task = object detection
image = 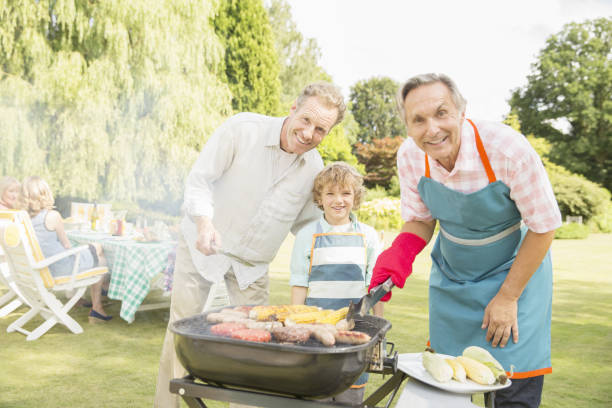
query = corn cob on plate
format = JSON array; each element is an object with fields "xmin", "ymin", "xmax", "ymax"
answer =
[{"xmin": 397, "ymin": 352, "xmax": 512, "ymax": 394}]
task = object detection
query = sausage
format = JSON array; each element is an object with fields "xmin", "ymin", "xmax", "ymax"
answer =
[
  {"xmin": 334, "ymin": 330, "xmax": 371, "ymax": 345},
  {"xmin": 271, "ymin": 326, "xmax": 311, "ymax": 343},
  {"xmin": 231, "ymin": 305, "xmax": 253, "ymax": 314},
  {"xmin": 231, "ymin": 328, "xmax": 271, "ymax": 343},
  {"xmin": 220, "ymin": 309, "xmax": 249, "ymax": 318},
  {"xmin": 335, "ymin": 318, "xmax": 355, "ymax": 331},
  {"xmin": 303, "ymin": 324, "xmax": 335, "ymax": 347},
  {"xmin": 246, "ymin": 320, "xmax": 283, "ymax": 331},
  {"xmin": 210, "ymin": 322, "xmax": 247, "ymax": 337},
  {"xmin": 206, "ymin": 312, "xmax": 251, "ymax": 324}
]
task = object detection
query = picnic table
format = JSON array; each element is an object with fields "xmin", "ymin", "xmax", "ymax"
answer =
[{"xmin": 67, "ymin": 230, "xmax": 176, "ymax": 323}]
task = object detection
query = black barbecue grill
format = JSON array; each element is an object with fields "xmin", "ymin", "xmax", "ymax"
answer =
[
  {"xmin": 171, "ymin": 311, "xmax": 394, "ymax": 399},
  {"xmin": 170, "ymin": 309, "xmax": 501, "ymax": 408}
]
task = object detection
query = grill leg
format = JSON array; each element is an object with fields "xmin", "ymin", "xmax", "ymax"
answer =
[
  {"xmin": 363, "ymin": 372, "xmax": 408, "ymax": 407},
  {"xmin": 181, "ymin": 396, "xmax": 207, "ymax": 408}
]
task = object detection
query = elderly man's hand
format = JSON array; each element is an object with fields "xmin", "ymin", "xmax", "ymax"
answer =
[
  {"xmin": 195, "ymin": 216, "xmax": 222, "ymax": 255},
  {"xmin": 482, "ymin": 290, "xmax": 519, "ymax": 348}
]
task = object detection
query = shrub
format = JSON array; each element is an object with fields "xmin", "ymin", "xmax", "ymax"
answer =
[
  {"xmin": 587, "ymin": 200, "xmax": 612, "ymax": 233},
  {"xmin": 548, "ymin": 161, "xmax": 610, "ymax": 221},
  {"xmin": 356, "ymin": 197, "xmax": 403, "ymax": 231},
  {"xmin": 555, "ymin": 223, "xmax": 590, "ymax": 239}
]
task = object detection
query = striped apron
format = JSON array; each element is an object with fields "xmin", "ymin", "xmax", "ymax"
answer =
[{"xmin": 306, "ymin": 221, "xmax": 369, "ymax": 387}]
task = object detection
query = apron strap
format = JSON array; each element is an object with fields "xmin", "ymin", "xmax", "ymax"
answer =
[
  {"xmin": 467, "ymin": 119, "xmax": 496, "ymax": 183},
  {"xmin": 424, "ymin": 119, "xmax": 497, "ymax": 183}
]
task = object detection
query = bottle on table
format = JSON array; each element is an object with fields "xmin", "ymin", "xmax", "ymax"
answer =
[{"xmin": 90, "ymin": 202, "xmax": 99, "ymax": 231}]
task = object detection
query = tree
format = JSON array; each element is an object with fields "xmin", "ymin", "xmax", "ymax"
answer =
[
  {"xmin": 0, "ymin": 0, "xmax": 232, "ymax": 209},
  {"xmin": 349, "ymin": 77, "xmax": 405, "ymax": 143},
  {"xmin": 509, "ymin": 17, "xmax": 612, "ymax": 191},
  {"xmin": 317, "ymin": 123, "xmax": 363, "ymax": 171},
  {"xmin": 353, "ymin": 137, "xmax": 404, "ymax": 189},
  {"xmin": 214, "ymin": 0, "xmax": 281, "ymax": 115},
  {"xmin": 265, "ymin": 0, "xmax": 330, "ymax": 111}
]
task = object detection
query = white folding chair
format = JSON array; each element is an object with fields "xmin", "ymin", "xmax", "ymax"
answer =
[
  {"xmin": 0, "ymin": 261, "xmax": 24, "ymax": 317},
  {"xmin": 0, "ymin": 210, "xmax": 108, "ymax": 340},
  {"xmin": 0, "ymin": 210, "xmax": 27, "ymax": 317}
]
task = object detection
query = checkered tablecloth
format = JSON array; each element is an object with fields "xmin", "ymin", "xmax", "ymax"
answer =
[{"xmin": 67, "ymin": 231, "xmax": 176, "ymax": 323}]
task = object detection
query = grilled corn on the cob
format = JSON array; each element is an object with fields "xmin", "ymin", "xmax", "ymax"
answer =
[{"xmin": 316, "ymin": 307, "xmax": 349, "ymax": 325}]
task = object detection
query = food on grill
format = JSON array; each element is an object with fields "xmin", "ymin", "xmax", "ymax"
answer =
[
  {"xmin": 220, "ymin": 308, "xmax": 249, "ymax": 318},
  {"xmin": 316, "ymin": 307, "xmax": 349, "ymax": 325},
  {"xmin": 206, "ymin": 312, "xmax": 251, "ymax": 324},
  {"xmin": 335, "ymin": 318, "xmax": 355, "ymax": 331},
  {"xmin": 231, "ymin": 328, "xmax": 272, "ymax": 343},
  {"xmin": 304, "ymin": 324, "xmax": 336, "ymax": 346},
  {"xmin": 334, "ymin": 330, "xmax": 371, "ymax": 345},
  {"xmin": 246, "ymin": 320, "xmax": 283, "ymax": 330},
  {"xmin": 456, "ymin": 356, "xmax": 495, "ymax": 385},
  {"xmin": 210, "ymin": 322, "xmax": 247, "ymax": 337},
  {"xmin": 422, "ymin": 349, "xmax": 453, "ymax": 383},
  {"xmin": 271, "ymin": 326, "xmax": 311, "ymax": 343},
  {"xmin": 230, "ymin": 305, "xmax": 253, "ymax": 314},
  {"xmin": 285, "ymin": 310, "xmax": 332, "ymax": 325},
  {"xmin": 445, "ymin": 358, "xmax": 467, "ymax": 383},
  {"xmin": 249, "ymin": 305, "xmax": 320, "ymax": 322},
  {"xmin": 462, "ymin": 346, "xmax": 508, "ymax": 384}
]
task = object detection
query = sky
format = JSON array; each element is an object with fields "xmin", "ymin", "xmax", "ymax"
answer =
[{"xmin": 285, "ymin": 0, "xmax": 612, "ymax": 121}]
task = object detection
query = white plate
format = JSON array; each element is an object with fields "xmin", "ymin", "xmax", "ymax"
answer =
[{"xmin": 398, "ymin": 353, "xmax": 511, "ymax": 394}]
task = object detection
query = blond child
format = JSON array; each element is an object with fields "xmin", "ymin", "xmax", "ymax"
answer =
[
  {"xmin": 21, "ymin": 176, "xmax": 111, "ymax": 322},
  {"xmin": 0, "ymin": 176, "xmax": 21, "ymax": 210},
  {"xmin": 289, "ymin": 162, "xmax": 383, "ymax": 405}
]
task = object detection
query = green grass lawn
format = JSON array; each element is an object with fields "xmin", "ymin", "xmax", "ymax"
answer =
[{"xmin": 0, "ymin": 233, "xmax": 610, "ymax": 408}]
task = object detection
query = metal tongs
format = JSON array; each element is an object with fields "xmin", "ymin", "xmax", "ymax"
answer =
[{"xmin": 346, "ymin": 277, "xmax": 395, "ymax": 325}]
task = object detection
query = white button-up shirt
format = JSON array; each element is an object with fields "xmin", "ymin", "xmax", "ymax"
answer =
[{"xmin": 181, "ymin": 113, "xmax": 323, "ymax": 289}]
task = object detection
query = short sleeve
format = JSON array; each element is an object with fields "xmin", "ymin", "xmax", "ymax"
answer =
[
  {"xmin": 397, "ymin": 140, "xmax": 434, "ymax": 222},
  {"xmin": 289, "ymin": 223, "xmax": 315, "ymax": 287},
  {"xmin": 506, "ymin": 148, "xmax": 562, "ymax": 233}
]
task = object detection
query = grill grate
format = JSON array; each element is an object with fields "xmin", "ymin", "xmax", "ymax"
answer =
[{"xmin": 173, "ymin": 312, "xmax": 388, "ymax": 349}]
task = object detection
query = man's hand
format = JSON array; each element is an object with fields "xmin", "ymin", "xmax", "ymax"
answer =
[
  {"xmin": 194, "ymin": 216, "xmax": 222, "ymax": 255},
  {"xmin": 368, "ymin": 233, "xmax": 427, "ymax": 302},
  {"xmin": 482, "ymin": 290, "xmax": 519, "ymax": 348}
]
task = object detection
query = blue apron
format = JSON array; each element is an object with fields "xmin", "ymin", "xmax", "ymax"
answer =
[
  {"xmin": 307, "ymin": 220, "xmax": 369, "ymax": 386},
  {"xmin": 419, "ymin": 119, "xmax": 552, "ymax": 378}
]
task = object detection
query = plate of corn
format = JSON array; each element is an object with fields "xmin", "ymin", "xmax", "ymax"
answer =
[{"xmin": 398, "ymin": 349, "xmax": 512, "ymax": 394}]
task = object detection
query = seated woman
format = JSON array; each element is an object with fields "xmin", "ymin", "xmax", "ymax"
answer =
[
  {"xmin": 0, "ymin": 176, "xmax": 21, "ymax": 210},
  {"xmin": 21, "ymin": 176, "xmax": 112, "ymax": 323}
]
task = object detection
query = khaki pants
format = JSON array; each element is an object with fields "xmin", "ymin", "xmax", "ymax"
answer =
[{"xmin": 154, "ymin": 235, "xmax": 269, "ymax": 408}]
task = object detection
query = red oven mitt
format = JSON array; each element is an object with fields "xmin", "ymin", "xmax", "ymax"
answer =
[{"xmin": 368, "ymin": 232, "xmax": 427, "ymax": 301}]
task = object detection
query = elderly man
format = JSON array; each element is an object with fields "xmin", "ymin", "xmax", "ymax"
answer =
[
  {"xmin": 369, "ymin": 73, "xmax": 561, "ymax": 407},
  {"xmin": 154, "ymin": 82, "xmax": 346, "ymax": 408}
]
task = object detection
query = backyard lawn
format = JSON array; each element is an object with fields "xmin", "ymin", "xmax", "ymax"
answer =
[{"xmin": 0, "ymin": 233, "xmax": 610, "ymax": 408}]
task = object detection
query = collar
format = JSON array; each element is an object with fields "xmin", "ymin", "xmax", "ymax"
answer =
[
  {"xmin": 319, "ymin": 213, "xmax": 359, "ymax": 233},
  {"xmin": 264, "ymin": 116, "xmax": 286, "ymax": 147},
  {"xmin": 266, "ymin": 116, "xmax": 308, "ymax": 163}
]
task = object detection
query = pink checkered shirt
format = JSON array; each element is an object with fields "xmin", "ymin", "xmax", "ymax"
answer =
[{"xmin": 398, "ymin": 119, "xmax": 562, "ymax": 233}]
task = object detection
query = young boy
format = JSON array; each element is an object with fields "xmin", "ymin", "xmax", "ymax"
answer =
[{"xmin": 289, "ymin": 162, "xmax": 383, "ymax": 405}]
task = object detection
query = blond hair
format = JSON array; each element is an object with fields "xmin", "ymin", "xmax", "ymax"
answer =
[
  {"xmin": 313, "ymin": 162, "xmax": 365, "ymax": 210},
  {"xmin": 296, "ymin": 82, "xmax": 346, "ymax": 125},
  {"xmin": 0, "ymin": 176, "xmax": 20, "ymax": 204},
  {"xmin": 397, "ymin": 73, "xmax": 467, "ymax": 125},
  {"xmin": 21, "ymin": 176, "xmax": 55, "ymax": 217}
]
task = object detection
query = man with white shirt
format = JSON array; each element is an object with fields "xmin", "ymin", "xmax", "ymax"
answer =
[{"xmin": 154, "ymin": 82, "xmax": 346, "ymax": 408}]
